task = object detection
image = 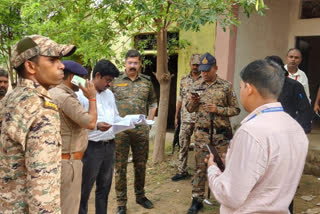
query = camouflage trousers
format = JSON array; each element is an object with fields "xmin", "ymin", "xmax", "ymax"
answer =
[
  {"xmin": 114, "ymin": 125, "xmax": 149, "ymax": 206},
  {"xmin": 192, "ymin": 128, "xmax": 228, "ymax": 200},
  {"xmin": 177, "ymin": 122, "xmax": 195, "ymax": 174}
]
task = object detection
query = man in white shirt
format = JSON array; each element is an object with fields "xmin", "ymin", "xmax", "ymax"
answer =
[
  {"xmin": 284, "ymin": 48, "xmax": 310, "ymax": 101},
  {"xmin": 78, "ymin": 59, "xmax": 121, "ymax": 214},
  {"xmin": 206, "ymin": 60, "xmax": 309, "ymax": 213}
]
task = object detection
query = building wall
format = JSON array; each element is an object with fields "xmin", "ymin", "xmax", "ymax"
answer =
[
  {"xmin": 111, "ymin": 24, "xmax": 216, "ymax": 100},
  {"xmin": 176, "ymin": 24, "xmax": 216, "ymax": 97},
  {"xmin": 229, "ymin": 0, "xmax": 320, "ymax": 127},
  {"xmin": 288, "ymin": 0, "xmax": 320, "ymax": 47},
  {"xmin": 232, "ymin": 0, "xmax": 291, "ymax": 127}
]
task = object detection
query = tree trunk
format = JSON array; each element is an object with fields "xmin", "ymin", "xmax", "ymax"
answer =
[
  {"xmin": 152, "ymin": 27, "xmax": 171, "ymax": 163},
  {"xmin": 7, "ymin": 47, "xmax": 16, "ymax": 88}
]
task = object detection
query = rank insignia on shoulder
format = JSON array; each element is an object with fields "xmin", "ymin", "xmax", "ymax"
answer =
[
  {"xmin": 117, "ymin": 83, "xmax": 128, "ymax": 87},
  {"xmin": 44, "ymin": 101, "xmax": 58, "ymax": 111}
]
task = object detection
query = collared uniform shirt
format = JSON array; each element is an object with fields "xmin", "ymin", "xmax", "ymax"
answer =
[
  {"xmin": 77, "ymin": 88, "xmax": 121, "ymax": 142},
  {"xmin": 208, "ymin": 102, "xmax": 309, "ymax": 213},
  {"xmin": 0, "ymin": 79, "xmax": 61, "ymax": 213},
  {"xmin": 186, "ymin": 76, "xmax": 240, "ymax": 130},
  {"xmin": 112, "ymin": 72, "xmax": 157, "ymax": 117},
  {"xmin": 50, "ymin": 83, "xmax": 92, "ymax": 154},
  {"xmin": 179, "ymin": 72, "xmax": 202, "ymax": 123},
  {"xmin": 284, "ymin": 65, "xmax": 310, "ymax": 101}
]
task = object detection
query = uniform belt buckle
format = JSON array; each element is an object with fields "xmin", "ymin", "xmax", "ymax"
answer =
[
  {"xmin": 62, "ymin": 152, "xmax": 84, "ymax": 160},
  {"xmin": 100, "ymin": 139, "xmax": 113, "ymax": 145}
]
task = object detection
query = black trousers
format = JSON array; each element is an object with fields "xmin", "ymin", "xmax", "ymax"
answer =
[{"xmin": 79, "ymin": 140, "xmax": 115, "ymax": 214}]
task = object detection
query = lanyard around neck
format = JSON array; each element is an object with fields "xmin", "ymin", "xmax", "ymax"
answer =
[{"xmin": 247, "ymin": 107, "xmax": 284, "ymax": 122}]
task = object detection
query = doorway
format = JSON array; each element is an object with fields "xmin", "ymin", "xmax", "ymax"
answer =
[
  {"xmin": 141, "ymin": 54, "xmax": 178, "ymax": 129},
  {"xmin": 296, "ymin": 36, "xmax": 320, "ymax": 123}
]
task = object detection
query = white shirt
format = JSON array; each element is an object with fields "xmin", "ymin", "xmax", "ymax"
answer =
[
  {"xmin": 77, "ymin": 88, "xmax": 122, "ymax": 141},
  {"xmin": 207, "ymin": 102, "xmax": 308, "ymax": 213},
  {"xmin": 284, "ymin": 65, "xmax": 310, "ymax": 101}
]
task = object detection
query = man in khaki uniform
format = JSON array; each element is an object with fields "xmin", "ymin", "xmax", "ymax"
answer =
[
  {"xmin": 186, "ymin": 52, "xmax": 240, "ymax": 214},
  {"xmin": 172, "ymin": 54, "xmax": 202, "ymax": 181},
  {"xmin": 0, "ymin": 35, "xmax": 75, "ymax": 213},
  {"xmin": 49, "ymin": 60, "xmax": 97, "ymax": 214}
]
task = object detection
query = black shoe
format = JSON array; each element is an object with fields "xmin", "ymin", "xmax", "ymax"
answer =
[
  {"xmin": 136, "ymin": 196, "xmax": 154, "ymax": 209},
  {"xmin": 187, "ymin": 198, "xmax": 203, "ymax": 214},
  {"xmin": 116, "ymin": 206, "xmax": 126, "ymax": 214},
  {"xmin": 171, "ymin": 172, "xmax": 191, "ymax": 181}
]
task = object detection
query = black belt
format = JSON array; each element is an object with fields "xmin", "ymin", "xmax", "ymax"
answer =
[
  {"xmin": 197, "ymin": 127, "xmax": 210, "ymax": 133},
  {"xmin": 197, "ymin": 127, "xmax": 226, "ymax": 135},
  {"xmin": 90, "ymin": 139, "xmax": 114, "ymax": 145}
]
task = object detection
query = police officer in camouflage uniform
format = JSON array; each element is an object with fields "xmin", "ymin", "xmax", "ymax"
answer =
[
  {"xmin": 112, "ymin": 50, "xmax": 157, "ymax": 214},
  {"xmin": 186, "ymin": 52, "xmax": 240, "ymax": 214},
  {"xmin": 171, "ymin": 54, "xmax": 202, "ymax": 181},
  {"xmin": 0, "ymin": 35, "xmax": 76, "ymax": 213}
]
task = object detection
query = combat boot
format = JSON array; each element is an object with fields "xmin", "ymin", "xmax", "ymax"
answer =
[
  {"xmin": 171, "ymin": 172, "xmax": 191, "ymax": 181},
  {"xmin": 187, "ymin": 198, "xmax": 203, "ymax": 214}
]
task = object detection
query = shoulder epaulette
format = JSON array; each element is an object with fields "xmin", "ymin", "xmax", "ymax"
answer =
[{"xmin": 140, "ymin": 74, "xmax": 151, "ymax": 80}]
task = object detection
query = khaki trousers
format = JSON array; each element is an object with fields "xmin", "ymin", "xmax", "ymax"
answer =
[{"xmin": 61, "ymin": 159, "xmax": 83, "ymax": 214}]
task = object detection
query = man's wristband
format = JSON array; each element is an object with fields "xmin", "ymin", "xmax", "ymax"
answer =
[{"xmin": 89, "ymin": 98, "xmax": 96, "ymax": 102}]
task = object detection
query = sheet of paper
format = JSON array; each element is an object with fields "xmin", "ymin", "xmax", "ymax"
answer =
[{"xmin": 110, "ymin": 114, "xmax": 155, "ymax": 134}]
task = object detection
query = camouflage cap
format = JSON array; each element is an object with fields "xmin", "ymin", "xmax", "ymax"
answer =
[
  {"xmin": 11, "ymin": 35, "xmax": 76, "ymax": 68},
  {"xmin": 190, "ymin": 54, "xmax": 202, "ymax": 65}
]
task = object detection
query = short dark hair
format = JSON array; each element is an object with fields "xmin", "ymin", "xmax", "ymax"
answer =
[
  {"xmin": 63, "ymin": 69, "xmax": 73, "ymax": 80},
  {"xmin": 14, "ymin": 55, "xmax": 39, "ymax": 78},
  {"xmin": 125, "ymin": 49, "xmax": 141, "ymax": 61},
  {"xmin": 287, "ymin": 48, "xmax": 302, "ymax": 57},
  {"xmin": 240, "ymin": 60, "xmax": 285, "ymax": 99},
  {"xmin": 265, "ymin": 55, "xmax": 289, "ymax": 77},
  {"xmin": 0, "ymin": 68, "xmax": 8, "ymax": 78},
  {"xmin": 92, "ymin": 59, "xmax": 120, "ymax": 78}
]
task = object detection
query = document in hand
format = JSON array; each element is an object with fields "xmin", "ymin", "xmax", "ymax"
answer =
[{"xmin": 111, "ymin": 114, "xmax": 155, "ymax": 134}]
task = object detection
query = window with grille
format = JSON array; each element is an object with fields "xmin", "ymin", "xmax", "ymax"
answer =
[{"xmin": 300, "ymin": 0, "xmax": 320, "ymax": 19}]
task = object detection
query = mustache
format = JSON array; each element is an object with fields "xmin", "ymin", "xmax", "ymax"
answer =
[
  {"xmin": 0, "ymin": 88, "xmax": 7, "ymax": 96},
  {"xmin": 129, "ymin": 68, "xmax": 137, "ymax": 72}
]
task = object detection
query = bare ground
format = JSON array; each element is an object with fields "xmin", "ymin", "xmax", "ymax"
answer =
[{"xmin": 87, "ymin": 133, "xmax": 320, "ymax": 214}]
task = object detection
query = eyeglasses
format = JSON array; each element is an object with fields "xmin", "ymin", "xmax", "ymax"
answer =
[{"xmin": 126, "ymin": 62, "xmax": 139, "ymax": 66}]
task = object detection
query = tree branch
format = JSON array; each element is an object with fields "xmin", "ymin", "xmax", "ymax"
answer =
[{"xmin": 163, "ymin": 0, "xmax": 171, "ymax": 27}]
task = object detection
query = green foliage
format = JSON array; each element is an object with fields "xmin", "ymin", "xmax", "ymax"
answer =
[
  {"xmin": 117, "ymin": 0, "xmax": 267, "ymax": 33},
  {"xmin": 21, "ymin": 0, "xmax": 125, "ymax": 67},
  {"xmin": 0, "ymin": 0, "xmax": 266, "ymax": 78},
  {"xmin": 0, "ymin": 0, "xmax": 24, "ymax": 66}
]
